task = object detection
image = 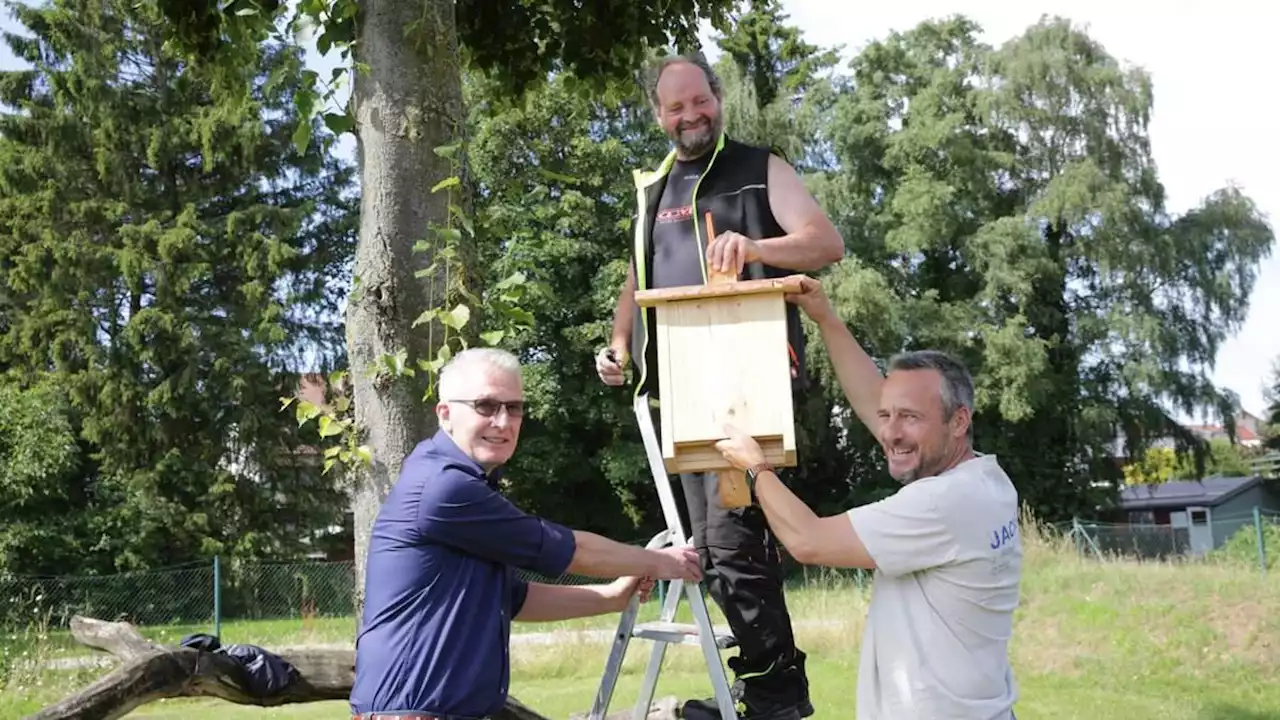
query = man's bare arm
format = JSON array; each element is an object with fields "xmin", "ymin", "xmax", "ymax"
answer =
[
  {"xmin": 813, "ymin": 312, "xmax": 884, "ymax": 436},
  {"xmin": 788, "ymin": 277, "xmax": 884, "ymax": 435},
  {"xmin": 566, "ymin": 530, "xmax": 699, "ymax": 582},
  {"xmin": 514, "ymin": 581, "xmax": 630, "ymax": 622},
  {"xmin": 609, "ymin": 262, "xmax": 637, "ymax": 354},
  {"xmin": 752, "ymin": 469, "xmax": 876, "ymax": 569},
  {"xmin": 755, "ymin": 154, "xmax": 844, "ymax": 270}
]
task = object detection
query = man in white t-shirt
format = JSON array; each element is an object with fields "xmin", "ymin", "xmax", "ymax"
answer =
[{"xmin": 712, "ymin": 274, "xmax": 1022, "ymax": 720}]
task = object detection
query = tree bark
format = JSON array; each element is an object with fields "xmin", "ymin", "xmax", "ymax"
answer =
[
  {"xmin": 347, "ymin": 0, "xmax": 461, "ymax": 619},
  {"xmin": 30, "ymin": 616, "xmax": 680, "ymax": 720}
]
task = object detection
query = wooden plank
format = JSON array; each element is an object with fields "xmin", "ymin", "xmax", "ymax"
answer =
[
  {"xmin": 718, "ymin": 469, "xmax": 751, "ymax": 508},
  {"xmin": 665, "ymin": 437, "xmax": 794, "ymax": 474},
  {"xmin": 659, "ymin": 294, "xmax": 792, "ymax": 448},
  {"xmin": 704, "ymin": 212, "xmax": 737, "ymax": 287},
  {"xmin": 635, "ymin": 276, "xmax": 803, "ymax": 306}
]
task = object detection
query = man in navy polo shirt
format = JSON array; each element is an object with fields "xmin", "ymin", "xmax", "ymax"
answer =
[{"xmin": 350, "ymin": 347, "xmax": 702, "ymax": 720}]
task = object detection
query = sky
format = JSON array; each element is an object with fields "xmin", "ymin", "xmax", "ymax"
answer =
[
  {"xmin": 759, "ymin": 0, "xmax": 1280, "ymax": 421},
  {"xmin": 0, "ymin": 1, "xmax": 1275, "ymax": 419}
]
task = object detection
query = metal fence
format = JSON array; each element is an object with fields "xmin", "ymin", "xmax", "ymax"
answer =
[
  {"xmin": 1065, "ymin": 507, "xmax": 1280, "ymax": 573},
  {"xmin": 0, "ymin": 536, "xmax": 866, "ymax": 635},
  {"xmin": 0, "ymin": 557, "xmax": 358, "ymax": 633}
]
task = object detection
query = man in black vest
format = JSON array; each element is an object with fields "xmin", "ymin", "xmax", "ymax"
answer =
[{"xmin": 596, "ymin": 53, "xmax": 844, "ymax": 720}]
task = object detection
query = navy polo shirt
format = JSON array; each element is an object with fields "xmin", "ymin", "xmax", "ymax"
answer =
[{"xmin": 349, "ymin": 430, "xmax": 578, "ymax": 717}]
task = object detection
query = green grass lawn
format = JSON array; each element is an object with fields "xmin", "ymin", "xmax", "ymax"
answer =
[{"xmin": 6, "ymin": 523, "xmax": 1280, "ymax": 719}]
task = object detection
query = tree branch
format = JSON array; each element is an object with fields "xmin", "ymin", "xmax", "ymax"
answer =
[{"xmin": 28, "ymin": 615, "xmax": 678, "ymax": 720}]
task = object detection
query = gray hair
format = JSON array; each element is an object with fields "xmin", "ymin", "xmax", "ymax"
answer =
[
  {"xmin": 643, "ymin": 52, "xmax": 723, "ymax": 109},
  {"xmin": 887, "ymin": 350, "xmax": 975, "ymax": 429},
  {"xmin": 438, "ymin": 347, "xmax": 521, "ymax": 400}
]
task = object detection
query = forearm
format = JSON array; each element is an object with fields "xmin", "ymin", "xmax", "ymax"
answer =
[
  {"xmin": 754, "ymin": 227, "xmax": 843, "ymax": 271},
  {"xmin": 609, "ymin": 264, "xmax": 637, "ymax": 351},
  {"xmin": 566, "ymin": 531, "xmax": 658, "ymax": 578},
  {"xmin": 812, "ymin": 311, "xmax": 884, "ymax": 432},
  {"xmin": 515, "ymin": 582, "xmax": 624, "ymax": 622},
  {"xmin": 752, "ymin": 472, "xmax": 822, "ymax": 561},
  {"xmin": 753, "ymin": 470, "xmax": 873, "ymax": 568}
]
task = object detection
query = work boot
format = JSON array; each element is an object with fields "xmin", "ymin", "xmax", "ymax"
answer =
[{"xmin": 680, "ymin": 654, "xmax": 811, "ymax": 720}]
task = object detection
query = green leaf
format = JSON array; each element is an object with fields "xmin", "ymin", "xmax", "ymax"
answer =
[
  {"xmin": 295, "ymin": 400, "xmax": 322, "ymax": 427},
  {"xmin": 323, "ymin": 445, "xmax": 343, "ymax": 458},
  {"xmin": 411, "ymin": 308, "xmax": 438, "ymax": 328},
  {"xmin": 504, "ymin": 307, "xmax": 536, "ymax": 326},
  {"xmin": 235, "ymin": 6, "xmax": 258, "ymax": 16},
  {"xmin": 435, "ymin": 227, "xmax": 462, "ymax": 244},
  {"xmin": 318, "ymin": 415, "xmax": 344, "ymax": 438},
  {"xmin": 494, "ymin": 271, "xmax": 528, "ymax": 291},
  {"xmin": 292, "ymin": 120, "xmax": 311, "ymax": 154},
  {"xmin": 480, "ymin": 330, "xmax": 505, "ymax": 345},
  {"xmin": 434, "ymin": 143, "xmax": 460, "ymax": 159},
  {"xmin": 431, "ymin": 176, "xmax": 461, "ymax": 193},
  {"xmin": 441, "ymin": 304, "xmax": 471, "ymax": 330},
  {"xmin": 323, "ymin": 112, "xmax": 354, "ymax": 135},
  {"xmin": 295, "ymin": 79, "xmax": 317, "ymax": 118},
  {"xmin": 356, "ymin": 445, "xmax": 374, "ymax": 465},
  {"xmin": 323, "ymin": 458, "xmax": 336, "ymax": 474}
]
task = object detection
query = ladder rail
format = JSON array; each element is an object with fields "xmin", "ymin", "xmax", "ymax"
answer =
[
  {"xmin": 588, "ymin": 530, "xmax": 672, "ymax": 720},
  {"xmin": 586, "ymin": 393, "xmax": 737, "ymax": 720},
  {"xmin": 634, "ymin": 394, "xmax": 691, "ymax": 546},
  {"xmin": 631, "ymin": 578, "xmax": 684, "ymax": 720}
]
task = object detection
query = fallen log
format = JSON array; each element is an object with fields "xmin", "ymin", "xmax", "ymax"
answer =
[{"xmin": 28, "ymin": 615, "xmax": 679, "ymax": 720}]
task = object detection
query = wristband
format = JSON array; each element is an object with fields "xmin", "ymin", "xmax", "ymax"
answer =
[{"xmin": 745, "ymin": 462, "xmax": 774, "ymax": 489}]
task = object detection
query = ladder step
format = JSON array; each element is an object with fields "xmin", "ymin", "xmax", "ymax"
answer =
[{"xmin": 633, "ymin": 621, "xmax": 737, "ymax": 649}]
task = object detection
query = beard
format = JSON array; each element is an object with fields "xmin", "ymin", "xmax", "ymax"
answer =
[
  {"xmin": 671, "ymin": 114, "xmax": 721, "ymax": 158},
  {"xmin": 888, "ymin": 441, "xmax": 949, "ymax": 485}
]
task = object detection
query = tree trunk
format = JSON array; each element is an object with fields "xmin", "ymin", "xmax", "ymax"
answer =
[
  {"xmin": 347, "ymin": 0, "xmax": 461, "ymax": 619},
  {"xmin": 29, "ymin": 616, "xmax": 679, "ymax": 720}
]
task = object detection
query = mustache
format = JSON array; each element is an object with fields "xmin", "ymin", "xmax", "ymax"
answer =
[{"xmin": 678, "ymin": 117, "xmax": 712, "ymax": 133}]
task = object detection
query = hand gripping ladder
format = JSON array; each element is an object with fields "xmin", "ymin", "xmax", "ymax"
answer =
[{"xmin": 587, "ymin": 393, "xmax": 739, "ymax": 720}]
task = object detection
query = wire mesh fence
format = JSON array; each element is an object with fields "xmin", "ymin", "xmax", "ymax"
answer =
[
  {"xmin": 0, "ymin": 531, "xmax": 870, "ymax": 636},
  {"xmin": 15, "ymin": 505, "xmax": 1280, "ymax": 635},
  {"xmin": 0, "ymin": 561, "xmax": 216, "ymax": 631},
  {"xmin": 1063, "ymin": 506, "xmax": 1280, "ymax": 571}
]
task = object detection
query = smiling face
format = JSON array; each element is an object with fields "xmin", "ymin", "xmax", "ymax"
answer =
[
  {"xmin": 436, "ymin": 362, "xmax": 523, "ymax": 472},
  {"xmin": 653, "ymin": 60, "xmax": 723, "ymax": 160},
  {"xmin": 876, "ymin": 368, "xmax": 972, "ymax": 483}
]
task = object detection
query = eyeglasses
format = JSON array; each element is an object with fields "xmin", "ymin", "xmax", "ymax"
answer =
[{"xmin": 449, "ymin": 398, "xmax": 526, "ymax": 418}]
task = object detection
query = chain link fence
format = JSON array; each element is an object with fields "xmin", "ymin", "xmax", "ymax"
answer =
[
  {"xmin": 1063, "ymin": 507, "xmax": 1280, "ymax": 572},
  {"xmin": 0, "ymin": 531, "xmax": 869, "ymax": 636},
  {"xmin": 0, "ymin": 561, "xmax": 216, "ymax": 631}
]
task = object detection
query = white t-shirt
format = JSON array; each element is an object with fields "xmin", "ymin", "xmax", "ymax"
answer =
[{"xmin": 847, "ymin": 453, "xmax": 1022, "ymax": 720}]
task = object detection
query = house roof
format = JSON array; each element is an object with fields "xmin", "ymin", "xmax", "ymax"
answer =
[
  {"xmin": 1119, "ymin": 475, "xmax": 1262, "ymax": 511},
  {"xmin": 1186, "ymin": 423, "xmax": 1260, "ymax": 443}
]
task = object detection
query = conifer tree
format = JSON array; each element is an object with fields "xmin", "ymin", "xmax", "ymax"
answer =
[{"xmin": 0, "ymin": 0, "xmax": 357, "ymax": 573}]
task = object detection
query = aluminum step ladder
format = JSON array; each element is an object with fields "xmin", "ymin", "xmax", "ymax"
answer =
[{"xmin": 587, "ymin": 393, "xmax": 739, "ymax": 720}]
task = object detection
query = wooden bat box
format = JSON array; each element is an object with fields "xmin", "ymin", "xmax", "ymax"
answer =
[{"xmin": 634, "ymin": 276, "xmax": 801, "ymax": 485}]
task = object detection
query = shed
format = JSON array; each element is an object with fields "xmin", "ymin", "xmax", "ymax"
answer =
[{"xmin": 1118, "ymin": 475, "xmax": 1280, "ymax": 555}]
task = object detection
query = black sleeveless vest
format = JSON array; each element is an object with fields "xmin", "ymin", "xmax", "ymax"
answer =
[{"xmin": 628, "ymin": 134, "xmax": 809, "ymax": 401}]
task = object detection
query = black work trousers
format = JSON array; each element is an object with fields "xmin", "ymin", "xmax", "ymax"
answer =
[{"xmin": 676, "ymin": 469, "xmax": 806, "ymax": 690}]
